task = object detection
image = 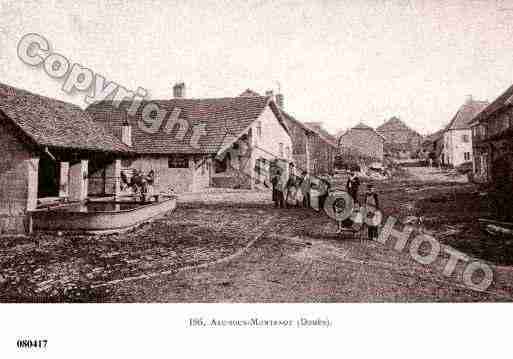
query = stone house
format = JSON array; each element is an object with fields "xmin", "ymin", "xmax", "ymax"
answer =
[
  {"xmin": 441, "ymin": 96, "xmax": 489, "ymax": 167},
  {"xmin": 470, "ymin": 85, "xmax": 513, "ymax": 220},
  {"xmin": 471, "ymin": 85, "xmax": 513, "ymax": 187},
  {"xmin": 281, "ymin": 114, "xmax": 337, "ymax": 175},
  {"xmin": 0, "ymin": 83, "xmax": 131, "ymax": 234},
  {"xmin": 240, "ymin": 89, "xmax": 337, "ymax": 175},
  {"xmin": 376, "ymin": 117, "xmax": 423, "ymax": 159},
  {"xmin": 338, "ymin": 122, "xmax": 385, "ymax": 162},
  {"xmin": 87, "ymin": 84, "xmax": 292, "ymax": 192}
]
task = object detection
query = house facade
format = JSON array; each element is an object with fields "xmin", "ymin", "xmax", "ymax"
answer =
[
  {"xmin": 441, "ymin": 97, "xmax": 489, "ymax": 167},
  {"xmin": 240, "ymin": 89, "xmax": 337, "ymax": 176},
  {"xmin": 280, "ymin": 114, "xmax": 337, "ymax": 175},
  {"xmin": 471, "ymin": 85, "xmax": 513, "ymax": 184},
  {"xmin": 338, "ymin": 123, "xmax": 385, "ymax": 162},
  {"xmin": 376, "ymin": 117, "xmax": 423, "ymax": 159},
  {"xmin": 87, "ymin": 85, "xmax": 292, "ymax": 193},
  {"xmin": 470, "ymin": 85, "xmax": 513, "ymax": 220}
]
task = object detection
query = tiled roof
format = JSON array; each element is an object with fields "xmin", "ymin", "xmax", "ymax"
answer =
[
  {"xmin": 303, "ymin": 122, "xmax": 338, "ymax": 146},
  {"xmin": 352, "ymin": 122, "xmax": 374, "ymax": 130},
  {"xmin": 340, "ymin": 123, "xmax": 385, "ymax": 142},
  {"xmin": 87, "ymin": 96, "xmax": 282, "ymax": 154},
  {"xmin": 0, "ymin": 83, "xmax": 130, "ymax": 153},
  {"xmin": 475, "ymin": 92, "xmax": 512, "ymax": 127},
  {"xmin": 471, "ymin": 84, "xmax": 513, "ymax": 125},
  {"xmin": 445, "ymin": 100, "xmax": 489, "ymax": 130},
  {"xmin": 377, "ymin": 117, "xmax": 419, "ymax": 134}
]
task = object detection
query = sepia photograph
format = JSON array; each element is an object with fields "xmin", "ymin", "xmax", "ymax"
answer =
[{"xmin": 0, "ymin": 0, "xmax": 512, "ymax": 357}]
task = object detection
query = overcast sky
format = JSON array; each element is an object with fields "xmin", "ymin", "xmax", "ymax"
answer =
[{"xmin": 2, "ymin": 0, "xmax": 513, "ymax": 135}]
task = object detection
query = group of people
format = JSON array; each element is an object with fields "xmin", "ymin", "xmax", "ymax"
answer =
[
  {"xmin": 121, "ymin": 169, "xmax": 155, "ymax": 202},
  {"xmin": 271, "ymin": 164, "xmax": 380, "ymax": 240},
  {"xmin": 270, "ymin": 163, "xmax": 322, "ymax": 209}
]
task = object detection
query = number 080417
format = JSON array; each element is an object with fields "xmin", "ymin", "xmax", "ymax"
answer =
[{"xmin": 17, "ymin": 339, "xmax": 47, "ymax": 349}]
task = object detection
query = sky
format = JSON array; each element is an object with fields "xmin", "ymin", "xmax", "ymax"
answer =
[{"xmin": 2, "ymin": 0, "xmax": 513, "ymax": 135}]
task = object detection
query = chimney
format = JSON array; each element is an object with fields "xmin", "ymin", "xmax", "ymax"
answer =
[
  {"xmin": 121, "ymin": 119, "xmax": 132, "ymax": 146},
  {"xmin": 465, "ymin": 94, "xmax": 473, "ymax": 104},
  {"xmin": 275, "ymin": 93, "xmax": 284, "ymax": 109},
  {"xmin": 173, "ymin": 82, "xmax": 186, "ymax": 98}
]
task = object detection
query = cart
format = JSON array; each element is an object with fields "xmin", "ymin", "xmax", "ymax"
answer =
[{"xmin": 329, "ymin": 189, "xmax": 366, "ymax": 241}]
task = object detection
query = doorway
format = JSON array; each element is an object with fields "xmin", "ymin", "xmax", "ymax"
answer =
[{"xmin": 38, "ymin": 156, "xmax": 60, "ymax": 198}]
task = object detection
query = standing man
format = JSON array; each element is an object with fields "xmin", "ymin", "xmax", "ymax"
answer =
[
  {"xmin": 346, "ymin": 170, "xmax": 361, "ymax": 204},
  {"xmin": 270, "ymin": 160, "xmax": 286, "ymax": 208},
  {"xmin": 301, "ymin": 171, "xmax": 311, "ymax": 208}
]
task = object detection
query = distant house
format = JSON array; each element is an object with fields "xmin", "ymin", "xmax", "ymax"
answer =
[
  {"xmin": 240, "ymin": 89, "xmax": 337, "ymax": 175},
  {"xmin": 0, "ymin": 82, "xmax": 131, "ymax": 234},
  {"xmin": 376, "ymin": 117, "xmax": 423, "ymax": 159},
  {"xmin": 421, "ymin": 129, "xmax": 444, "ymax": 164},
  {"xmin": 304, "ymin": 122, "xmax": 338, "ymax": 146},
  {"xmin": 441, "ymin": 96, "xmax": 489, "ymax": 167},
  {"xmin": 338, "ymin": 122, "xmax": 385, "ymax": 162},
  {"xmin": 87, "ymin": 84, "xmax": 292, "ymax": 193}
]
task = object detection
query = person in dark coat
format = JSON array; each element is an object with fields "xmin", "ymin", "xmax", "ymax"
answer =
[
  {"xmin": 271, "ymin": 165, "xmax": 285, "ymax": 208},
  {"xmin": 363, "ymin": 184, "xmax": 380, "ymax": 240},
  {"xmin": 346, "ymin": 171, "xmax": 361, "ymax": 204},
  {"xmin": 285, "ymin": 163, "xmax": 299, "ymax": 207}
]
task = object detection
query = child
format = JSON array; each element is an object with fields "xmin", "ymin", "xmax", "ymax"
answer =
[{"xmin": 363, "ymin": 184, "xmax": 380, "ymax": 240}]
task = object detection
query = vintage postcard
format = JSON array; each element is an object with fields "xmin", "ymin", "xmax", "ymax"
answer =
[{"xmin": 0, "ymin": 0, "xmax": 511, "ymax": 357}]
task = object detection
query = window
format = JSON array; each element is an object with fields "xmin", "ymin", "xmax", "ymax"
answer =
[
  {"xmin": 257, "ymin": 121, "xmax": 262, "ymax": 138},
  {"xmin": 215, "ymin": 154, "xmax": 229, "ymax": 173},
  {"xmin": 278, "ymin": 142, "xmax": 284, "ymax": 158},
  {"xmin": 464, "ymin": 152, "xmax": 471, "ymax": 161},
  {"xmin": 462, "ymin": 134, "xmax": 469, "ymax": 143},
  {"xmin": 168, "ymin": 155, "xmax": 189, "ymax": 168}
]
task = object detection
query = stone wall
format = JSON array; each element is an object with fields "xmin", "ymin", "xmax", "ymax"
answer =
[
  {"xmin": 126, "ymin": 154, "xmax": 211, "ymax": 194},
  {"xmin": 0, "ymin": 121, "xmax": 38, "ymax": 234}
]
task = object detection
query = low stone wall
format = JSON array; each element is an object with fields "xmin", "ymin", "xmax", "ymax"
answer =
[{"xmin": 211, "ymin": 175, "xmax": 251, "ymax": 189}]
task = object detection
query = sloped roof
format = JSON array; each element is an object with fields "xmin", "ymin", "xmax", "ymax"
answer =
[
  {"xmin": 303, "ymin": 122, "xmax": 338, "ymax": 146},
  {"xmin": 445, "ymin": 100, "xmax": 489, "ymax": 131},
  {"xmin": 340, "ymin": 122, "xmax": 385, "ymax": 142},
  {"xmin": 377, "ymin": 116, "xmax": 419, "ymax": 134},
  {"xmin": 87, "ymin": 96, "xmax": 285, "ymax": 154},
  {"xmin": 470, "ymin": 88, "xmax": 510, "ymax": 125},
  {"xmin": 0, "ymin": 82, "xmax": 130, "ymax": 153},
  {"xmin": 352, "ymin": 122, "xmax": 374, "ymax": 130}
]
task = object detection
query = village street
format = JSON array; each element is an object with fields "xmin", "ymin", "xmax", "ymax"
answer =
[{"xmin": 2, "ymin": 166, "xmax": 513, "ymax": 302}]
